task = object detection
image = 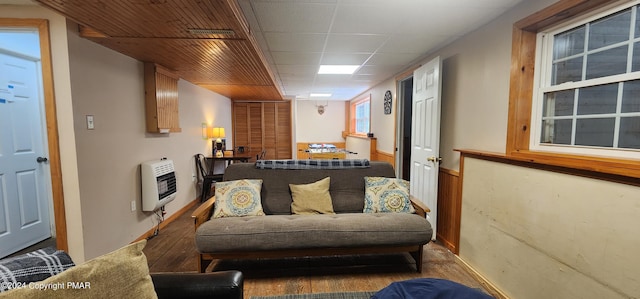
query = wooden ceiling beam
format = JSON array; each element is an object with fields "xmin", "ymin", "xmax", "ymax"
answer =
[{"xmin": 36, "ymin": 0, "xmax": 283, "ymax": 101}]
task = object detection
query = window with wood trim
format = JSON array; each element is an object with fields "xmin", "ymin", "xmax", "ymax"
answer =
[
  {"xmin": 532, "ymin": 1, "xmax": 640, "ymax": 159},
  {"xmin": 350, "ymin": 95, "xmax": 370, "ymax": 135},
  {"xmin": 507, "ymin": 0, "xmax": 640, "ymax": 179}
]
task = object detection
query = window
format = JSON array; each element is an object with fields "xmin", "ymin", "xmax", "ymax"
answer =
[
  {"xmin": 532, "ymin": 2, "xmax": 640, "ymax": 159},
  {"xmin": 507, "ymin": 0, "xmax": 640, "ymax": 180},
  {"xmin": 350, "ymin": 95, "xmax": 370, "ymax": 135}
]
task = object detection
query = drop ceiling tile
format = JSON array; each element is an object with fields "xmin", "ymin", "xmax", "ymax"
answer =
[
  {"xmin": 324, "ymin": 34, "xmax": 388, "ymax": 53},
  {"xmin": 331, "ymin": 4, "xmax": 404, "ymax": 34},
  {"xmin": 276, "ymin": 64, "xmax": 319, "ymax": 75},
  {"xmin": 377, "ymin": 34, "xmax": 451, "ymax": 54},
  {"xmin": 264, "ymin": 32, "xmax": 327, "ymax": 52},
  {"xmin": 252, "ymin": 2, "xmax": 335, "ymax": 33},
  {"xmin": 271, "ymin": 51, "xmax": 322, "ymax": 65}
]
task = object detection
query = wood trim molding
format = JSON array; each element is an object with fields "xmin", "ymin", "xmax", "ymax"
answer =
[
  {"xmin": 133, "ymin": 199, "xmax": 200, "ymax": 243},
  {"xmin": 457, "ymin": 149, "xmax": 640, "ymax": 187},
  {"xmin": 454, "ymin": 256, "xmax": 509, "ymax": 299},
  {"xmin": 375, "ymin": 150, "xmax": 394, "ymax": 167},
  {"xmin": 0, "ymin": 18, "xmax": 69, "ymax": 252}
]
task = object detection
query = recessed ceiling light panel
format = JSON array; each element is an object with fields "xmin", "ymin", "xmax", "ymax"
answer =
[
  {"xmin": 310, "ymin": 93, "xmax": 332, "ymax": 97},
  {"xmin": 318, "ymin": 65, "xmax": 360, "ymax": 75}
]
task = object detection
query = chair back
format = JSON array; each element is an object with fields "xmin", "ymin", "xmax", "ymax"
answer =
[
  {"xmin": 257, "ymin": 149, "xmax": 267, "ymax": 160},
  {"xmin": 194, "ymin": 154, "xmax": 209, "ymax": 180}
]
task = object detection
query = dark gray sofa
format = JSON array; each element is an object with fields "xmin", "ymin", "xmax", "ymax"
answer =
[{"xmin": 192, "ymin": 161, "xmax": 433, "ymax": 273}]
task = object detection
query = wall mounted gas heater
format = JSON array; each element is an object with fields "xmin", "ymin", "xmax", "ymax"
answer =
[{"xmin": 141, "ymin": 159, "xmax": 177, "ymax": 211}]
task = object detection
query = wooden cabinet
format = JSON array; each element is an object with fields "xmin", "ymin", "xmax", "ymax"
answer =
[
  {"xmin": 233, "ymin": 102, "xmax": 292, "ymax": 160},
  {"xmin": 144, "ymin": 62, "xmax": 181, "ymax": 133}
]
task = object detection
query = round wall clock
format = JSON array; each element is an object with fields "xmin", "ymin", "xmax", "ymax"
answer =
[{"xmin": 383, "ymin": 90, "xmax": 392, "ymax": 114}]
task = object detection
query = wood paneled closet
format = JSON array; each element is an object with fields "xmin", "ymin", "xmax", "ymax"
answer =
[{"xmin": 232, "ymin": 102, "xmax": 292, "ymax": 161}]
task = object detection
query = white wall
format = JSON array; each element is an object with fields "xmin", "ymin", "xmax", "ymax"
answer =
[
  {"xmin": 67, "ymin": 24, "xmax": 232, "ymax": 259},
  {"xmin": 350, "ymin": 81, "xmax": 396, "ymax": 155},
  {"xmin": 0, "ymin": 4, "xmax": 86, "ymax": 262},
  {"xmin": 295, "ymin": 100, "xmax": 345, "ymax": 143},
  {"xmin": 461, "ymin": 158, "xmax": 640, "ymax": 298},
  {"xmin": 431, "ymin": 0, "xmax": 640, "ymax": 298}
]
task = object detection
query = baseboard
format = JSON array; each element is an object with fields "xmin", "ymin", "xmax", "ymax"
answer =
[
  {"xmin": 133, "ymin": 199, "xmax": 199, "ymax": 243},
  {"xmin": 454, "ymin": 255, "xmax": 510, "ymax": 299}
]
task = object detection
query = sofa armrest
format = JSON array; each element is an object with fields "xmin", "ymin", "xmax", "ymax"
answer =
[
  {"xmin": 410, "ymin": 195, "xmax": 431, "ymax": 218},
  {"xmin": 192, "ymin": 196, "xmax": 216, "ymax": 230},
  {"xmin": 151, "ymin": 270, "xmax": 243, "ymax": 299}
]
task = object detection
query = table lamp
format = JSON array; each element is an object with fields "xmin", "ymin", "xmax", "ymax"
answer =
[{"xmin": 209, "ymin": 127, "xmax": 225, "ymax": 157}]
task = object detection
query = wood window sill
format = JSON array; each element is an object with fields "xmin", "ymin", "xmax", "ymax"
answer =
[{"xmin": 456, "ymin": 149, "xmax": 640, "ymax": 187}]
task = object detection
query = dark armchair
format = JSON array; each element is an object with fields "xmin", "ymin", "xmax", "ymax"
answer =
[{"xmin": 151, "ymin": 270, "xmax": 243, "ymax": 299}]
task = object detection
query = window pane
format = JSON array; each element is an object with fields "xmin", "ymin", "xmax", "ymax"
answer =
[
  {"xmin": 554, "ymin": 26, "xmax": 585, "ymax": 59},
  {"xmin": 619, "ymin": 117, "xmax": 640, "ymax": 149},
  {"xmin": 354, "ymin": 100, "xmax": 370, "ymax": 134},
  {"xmin": 636, "ymin": 4, "xmax": 640, "ymax": 38},
  {"xmin": 541, "ymin": 119, "xmax": 572, "ymax": 144},
  {"xmin": 575, "ymin": 118, "xmax": 615, "ymax": 147},
  {"xmin": 632, "ymin": 42, "xmax": 640, "ymax": 72},
  {"xmin": 543, "ymin": 90, "xmax": 575, "ymax": 117},
  {"xmin": 622, "ymin": 80, "xmax": 640, "ymax": 112},
  {"xmin": 552, "ymin": 57, "xmax": 583, "ymax": 85},
  {"xmin": 577, "ymin": 83, "xmax": 619, "ymax": 115},
  {"xmin": 586, "ymin": 46, "xmax": 628, "ymax": 80},
  {"xmin": 588, "ymin": 9, "xmax": 631, "ymax": 50}
]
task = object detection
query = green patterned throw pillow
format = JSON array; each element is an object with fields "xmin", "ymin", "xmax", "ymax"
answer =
[
  {"xmin": 213, "ymin": 179, "xmax": 265, "ymax": 218},
  {"xmin": 363, "ymin": 177, "xmax": 415, "ymax": 213}
]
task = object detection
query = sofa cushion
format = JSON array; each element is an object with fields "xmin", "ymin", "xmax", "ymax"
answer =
[
  {"xmin": 223, "ymin": 161, "xmax": 396, "ymax": 214},
  {"xmin": 363, "ymin": 177, "xmax": 416, "ymax": 214},
  {"xmin": 213, "ymin": 179, "xmax": 265, "ymax": 218},
  {"xmin": 290, "ymin": 177, "xmax": 334, "ymax": 215},
  {"xmin": 195, "ymin": 213, "xmax": 432, "ymax": 252},
  {"xmin": 0, "ymin": 247, "xmax": 74, "ymax": 292},
  {"xmin": 0, "ymin": 240, "xmax": 156, "ymax": 299}
]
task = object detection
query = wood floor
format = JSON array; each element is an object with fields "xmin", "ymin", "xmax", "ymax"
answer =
[{"xmin": 143, "ymin": 203, "xmax": 494, "ymax": 298}]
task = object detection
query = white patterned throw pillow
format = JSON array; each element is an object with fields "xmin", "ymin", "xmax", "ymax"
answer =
[
  {"xmin": 213, "ymin": 179, "xmax": 265, "ymax": 218},
  {"xmin": 363, "ymin": 177, "xmax": 415, "ymax": 213}
]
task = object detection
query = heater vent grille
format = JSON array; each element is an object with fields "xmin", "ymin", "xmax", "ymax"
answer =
[{"xmin": 188, "ymin": 28, "xmax": 235, "ymax": 35}]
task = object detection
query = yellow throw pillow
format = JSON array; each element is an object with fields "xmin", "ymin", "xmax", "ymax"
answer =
[
  {"xmin": 0, "ymin": 240, "xmax": 157, "ymax": 299},
  {"xmin": 213, "ymin": 179, "xmax": 265, "ymax": 218},
  {"xmin": 290, "ymin": 177, "xmax": 335, "ymax": 215}
]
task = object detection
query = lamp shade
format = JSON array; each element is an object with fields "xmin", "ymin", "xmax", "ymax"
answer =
[{"xmin": 208, "ymin": 127, "xmax": 225, "ymax": 139}]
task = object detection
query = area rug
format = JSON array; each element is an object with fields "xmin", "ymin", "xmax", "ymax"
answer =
[{"xmin": 251, "ymin": 291, "xmax": 377, "ymax": 299}]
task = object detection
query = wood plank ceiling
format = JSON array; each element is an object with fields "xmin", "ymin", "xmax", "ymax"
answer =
[{"xmin": 35, "ymin": 0, "xmax": 283, "ymax": 101}]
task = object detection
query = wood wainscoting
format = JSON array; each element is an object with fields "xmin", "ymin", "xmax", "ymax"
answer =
[
  {"xmin": 374, "ymin": 150, "xmax": 394, "ymax": 167},
  {"xmin": 437, "ymin": 167, "xmax": 461, "ymax": 254}
]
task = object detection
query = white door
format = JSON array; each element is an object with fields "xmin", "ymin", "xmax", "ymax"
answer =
[
  {"xmin": 410, "ymin": 57, "xmax": 442, "ymax": 240},
  {"xmin": 0, "ymin": 51, "xmax": 52, "ymax": 258}
]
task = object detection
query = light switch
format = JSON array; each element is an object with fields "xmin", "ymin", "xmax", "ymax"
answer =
[{"xmin": 86, "ymin": 115, "xmax": 94, "ymax": 130}]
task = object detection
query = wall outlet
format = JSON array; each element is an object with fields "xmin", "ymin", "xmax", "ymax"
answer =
[{"xmin": 130, "ymin": 200, "xmax": 136, "ymax": 212}]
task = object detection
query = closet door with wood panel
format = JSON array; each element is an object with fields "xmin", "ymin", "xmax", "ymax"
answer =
[
  {"xmin": 276, "ymin": 102, "xmax": 292, "ymax": 159},
  {"xmin": 232, "ymin": 101, "xmax": 291, "ymax": 160}
]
